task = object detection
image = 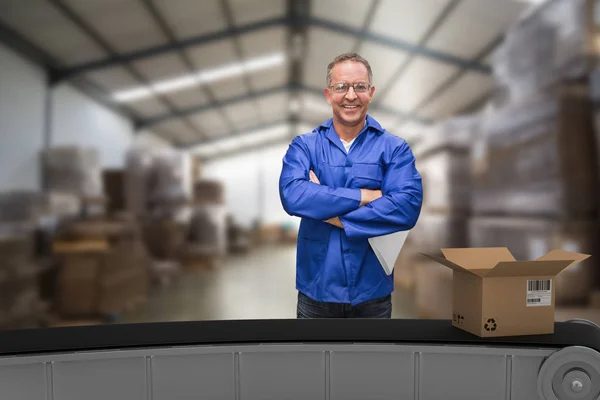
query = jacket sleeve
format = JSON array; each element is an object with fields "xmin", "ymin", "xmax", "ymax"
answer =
[
  {"xmin": 339, "ymin": 140, "xmax": 423, "ymax": 240},
  {"xmin": 279, "ymin": 135, "xmax": 362, "ymax": 221}
]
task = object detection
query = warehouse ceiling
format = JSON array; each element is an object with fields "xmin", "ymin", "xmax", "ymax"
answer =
[{"xmin": 0, "ymin": 0, "xmax": 535, "ymax": 158}]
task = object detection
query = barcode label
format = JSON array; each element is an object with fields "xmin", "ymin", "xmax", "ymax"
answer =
[
  {"xmin": 526, "ymin": 279, "xmax": 552, "ymax": 307},
  {"xmin": 528, "ymin": 280, "xmax": 551, "ymax": 291}
]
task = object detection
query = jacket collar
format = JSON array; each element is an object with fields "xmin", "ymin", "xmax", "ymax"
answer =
[
  {"xmin": 318, "ymin": 114, "xmax": 384, "ymax": 134},
  {"xmin": 318, "ymin": 114, "xmax": 384, "ymax": 152}
]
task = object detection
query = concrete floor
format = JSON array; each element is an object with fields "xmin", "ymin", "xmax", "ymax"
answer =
[
  {"xmin": 122, "ymin": 243, "xmax": 419, "ymax": 323},
  {"xmin": 121, "ymin": 242, "xmax": 600, "ymax": 326}
]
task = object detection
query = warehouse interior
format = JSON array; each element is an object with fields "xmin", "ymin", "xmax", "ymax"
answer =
[{"xmin": 1, "ymin": 0, "xmax": 600, "ymax": 329}]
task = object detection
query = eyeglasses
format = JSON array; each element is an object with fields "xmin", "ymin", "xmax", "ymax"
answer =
[{"xmin": 329, "ymin": 82, "xmax": 371, "ymax": 94}]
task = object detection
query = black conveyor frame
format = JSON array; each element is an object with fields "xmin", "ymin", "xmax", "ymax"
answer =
[{"xmin": 0, "ymin": 319, "xmax": 599, "ymax": 357}]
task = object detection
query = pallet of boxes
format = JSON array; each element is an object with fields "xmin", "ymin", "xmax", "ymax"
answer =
[
  {"xmin": 406, "ymin": 117, "xmax": 478, "ymax": 319},
  {"xmin": 51, "ymin": 217, "xmax": 149, "ymax": 322},
  {"xmin": 136, "ymin": 149, "xmax": 189, "ymax": 284},
  {"xmin": 469, "ymin": 0, "xmax": 600, "ymax": 309},
  {"xmin": 0, "ymin": 192, "xmax": 48, "ymax": 330},
  {"xmin": 185, "ymin": 180, "xmax": 228, "ymax": 268},
  {"xmin": 41, "ymin": 146, "xmax": 149, "ymax": 324}
]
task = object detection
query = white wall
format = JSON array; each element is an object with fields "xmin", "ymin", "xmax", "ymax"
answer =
[
  {"xmin": 50, "ymin": 84, "xmax": 134, "ymax": 169},
  {"xmin": 201, "ymin": 142, "xmax": 299, "ymax": 229},
  {"xmin": 0, "ymin": 42, "xmax": 46, "ymax": 191},
  {"xmin": 0, "ymin": 42, "xmax": 173, "ymax": 195}
]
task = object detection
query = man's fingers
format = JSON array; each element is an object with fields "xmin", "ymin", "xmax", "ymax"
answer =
[
  {"xmin": 309, "ymin": 170, "xmax": 320, "ymax": 184},
  {"xmin": 359, "ymin": 189, "xmax": 383, "ymax": 206}
]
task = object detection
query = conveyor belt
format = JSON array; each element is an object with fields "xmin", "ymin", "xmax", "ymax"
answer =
[{"xmin": 0, "ymin": 318, "xmax": 598, "ymax": 400}]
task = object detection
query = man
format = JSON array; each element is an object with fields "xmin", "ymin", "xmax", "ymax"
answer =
[{"xmin": 279, "ymin": 52, "xmax": 423, "ymax": 318}]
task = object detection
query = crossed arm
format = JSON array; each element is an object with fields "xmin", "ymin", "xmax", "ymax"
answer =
[
  {"xmin": 279, "ymin": 136, "xmax": 422, "ymax": 239},
  {"xmin": 308, "ymin": 170, "xmax": 381, "ymax": 228}
]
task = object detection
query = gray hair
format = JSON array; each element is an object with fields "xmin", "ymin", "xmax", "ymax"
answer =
[{"xmin": 326, "ymin": 52, "xmax": 373, "ymax": 87}]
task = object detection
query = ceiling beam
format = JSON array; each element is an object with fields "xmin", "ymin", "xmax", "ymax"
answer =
[
  {"xmin": 401, "ymin": 33, "xmax": 504, "ymax": 123},
  {"xmin": 0, "ymin": 20, "xmax": 142, "ymax": 125},
  {"xmin": 221, "ymin": 0, "xmax": 262, "ymax": 131},
  {"xmin": 185, "ymin": 115, "xmax": 332, "ymax": 161},
  {"xmin": 193, "ymin": 134, "xmax": 295, "ymax": 162},
  {"xmin": 48, "ymin": 0, "xmax": 206, "ymax": 138},
  {"xmin": 136, "ymin": 85, "xmax": 290, "ymax": 130},
  {"xmin": 51, "ymin": 15, "xmax": 490, "ymax": 82},
  {"xmin": 351, "ymin": 0, "xmax": 382, "ymax": 54},
  {"xmin": 136, "ymin": 83, "xmax": 432, "ymax": 130},
  {"xmin": 181, "ymin": 118, "xmax": 288, "ymax": 150},
  {"xmin": 141, "ymin": 0, "xmax": 229, "ymax": 140},
  {"xmin": 309, "ymin": 15, "xmax": 490, "ymax": 75},
  {"xmin": 372, "ymin": 0, "xmax": 461, "ymax": 107},
  {"xmin": 287, "ymin": 0, "xmax": 311, "ymax": 139},
  {"xmin": 51, "ymin": 16, "xmax": 287, "ymax": 82}
]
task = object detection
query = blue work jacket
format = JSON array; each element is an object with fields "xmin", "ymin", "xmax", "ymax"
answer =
[{"xmin": 279, "ymin": 115, "xmax": 423, "ymax": 306}]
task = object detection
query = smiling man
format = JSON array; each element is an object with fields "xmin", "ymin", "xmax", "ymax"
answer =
[{"xmin": 279, "ymin": 52, "xmax": 423, "ymax": 318}]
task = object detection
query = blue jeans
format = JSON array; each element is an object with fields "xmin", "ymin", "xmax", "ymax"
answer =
[{"xmin": 296, "ymin": 291, "xmax": 392, "ymax": 318}]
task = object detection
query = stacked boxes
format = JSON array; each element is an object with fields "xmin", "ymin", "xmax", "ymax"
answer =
[
  {"xmin": 0, "ymin": 191, "xmax": 47, "ymax": 329},
  {"xmin": 149, "ymin": 150, "xmax": 188, "ymax": 206},
  {"xmin": 40, "ymin": 146, "xmax": 106, "ymax": 221},
  {"xmin": 187, "ymin": 180, "xmax": 228, "ymax": 266},
  {"xmin": 408, "ymin": 117, "xmax": 478, "ymax": 318},
  {"xmin": 53, "ymin": 218, "xmax": 149, "ymax": 318},
  {"xmin": 469, "ymin": 217, "xmax": 599, "ymax": 305},
  {"xmin": 143, "ymin": 217, "xmax": 187, "ymax": 261},
  {"xmin": 124, "ymin": 148, "xmax": 189, "ymax": 280},
  {"xmin": 491, "ymin": 0, "xmax": 599, "ymax": 103},
  {"xmin": 124, "ymin": 148, "xmax": 188, "ymax": 217},
  {"xmin": 471, "ymin": 84, "xmax": 598, "ymax": 219},
  {"xmin": 226, "ymin": 215, "xmax": 251, "ymax": 254},
  {"xmin": 124, "ymin": 149, "xmax": 154, "ymax": 218},
  {"xmin": 0, "ymin": 191, "xmax": 45, "ymax": 229},
  {"xmin": 469, "ymin": 0, "xmax": 600, "ymax": 306},
  {"xmin": 0, "ymin": 235, "xmax": 43, "ymax": 329},
  {"xmin": 40, "ymin": 147, "xmax": 103, "ymax": 198},
  {"xmin": 408, "ymin": 0, "xmax": 600, "ymax": 313},
  {"xmin": 411, "ymin": 117, "xmax": 477, "ymax": 251},
  {"xmin": 103, "ymin": 169, "xmax": 126, "ymax": 214}
]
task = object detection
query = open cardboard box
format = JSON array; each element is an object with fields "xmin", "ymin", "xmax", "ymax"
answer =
[{"xmin": 421, "ymin": 247, "xmax": 591, "ymax": 337}]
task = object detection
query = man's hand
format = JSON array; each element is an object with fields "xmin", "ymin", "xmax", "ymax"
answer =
[
  {"xmin": 324, "ymin": 217, "xmax": 344, "ymax": 228},
  {"xmin": 360, "ymin": 189, "xmax": 383, "ymax": 206},
  {"xmin": 309, "ymin": 170, "xmax": 382, "ymax": 228},
  {"xmin": 309, "ymin": 170, "xmax": 320, "ymax": 184},
  {"xmin": 311, "ymin": 170, "xmax": 381, "ymax": 207}
]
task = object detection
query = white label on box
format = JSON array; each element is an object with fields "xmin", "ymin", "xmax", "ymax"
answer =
[{"xmin": 526, "ymin": 279, "xmax": 552, "ymax": 307}]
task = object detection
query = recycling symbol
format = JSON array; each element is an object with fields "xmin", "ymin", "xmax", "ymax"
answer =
[{"xmin": 484, "ymin": 318, "xmax": 497, "ymax": 332}]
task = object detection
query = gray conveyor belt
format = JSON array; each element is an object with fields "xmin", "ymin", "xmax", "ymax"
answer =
[{"xmin": 0, "ymin": 318, "xmax": 598, "ymax": 400}]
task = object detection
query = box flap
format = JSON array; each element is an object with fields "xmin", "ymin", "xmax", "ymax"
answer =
[
  {"xmin": 485, "ymin": 260, "xmax": 575, "ymax": 278},
  {"xmin": 420, "ymin": 253, "xmax": 486, "ymax": 277},
  {"xmin": 535, "ymin": 249, "xmax": 591, "ymax": 269},
  {"xmin": 440, "ymin": 247, "xmax": 516, "ymax": 270}
]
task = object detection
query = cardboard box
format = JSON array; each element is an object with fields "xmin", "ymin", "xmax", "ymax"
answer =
[{"xmin": 422, "ymin": 247, "xmax": 590, "ymax": 337}]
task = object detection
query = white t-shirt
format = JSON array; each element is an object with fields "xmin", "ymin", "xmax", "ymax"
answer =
[
  {"xmin": 340, "ymin": 137, "xmax": 356, "ymax": 153},
  {"xmin": 340, "ymin": 121, "xmax": 366, "ymax": 153}
]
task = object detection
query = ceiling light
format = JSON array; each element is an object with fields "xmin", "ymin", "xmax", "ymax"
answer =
[
  {"xmin": 113, "ymin": 52, "xmax": 286, "ymax": 103},
  {"xmin": 189, "ymin": 122, "xmax": 289, "ymax": 157},
  {"xmin": 288, "ymin": 97, "xmax": 301, "ymax": 115},
  {"xmin": 302, "ymin": 98, "xmax": 331, "ymax": 114}
]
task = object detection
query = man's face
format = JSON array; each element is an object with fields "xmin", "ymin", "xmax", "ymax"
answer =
[{"xmin": 324, "ymin": 60, "xmax": 375, "ymax": 128}]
